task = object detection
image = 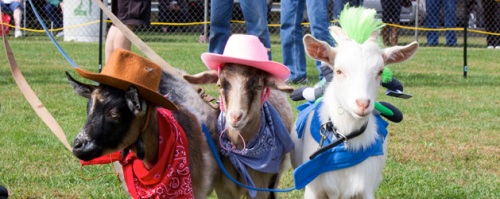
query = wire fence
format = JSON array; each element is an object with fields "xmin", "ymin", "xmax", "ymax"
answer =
[{"xmin": 1, "ymin": 0, "xmax": 499, "ymax": 48}]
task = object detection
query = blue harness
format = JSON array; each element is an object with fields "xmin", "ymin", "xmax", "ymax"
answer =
[{"xmin": 292, "ymin": 101, "xmax": 388, "ymax": 189}]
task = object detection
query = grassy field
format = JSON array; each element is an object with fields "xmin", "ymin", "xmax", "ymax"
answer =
[{"xmin": 0, "ymin": 36, "xmax": 498, "ymax": 198}]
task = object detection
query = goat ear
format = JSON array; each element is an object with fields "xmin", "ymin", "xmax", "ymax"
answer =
[
  {"xmin": 183, "ymin": 70, "xmax": 219, "ymax": 84},
  {"xmin": 328, "ymin": 26, "xmax": 350, "ymax": 44},
  {"xmin": 125, "ymin": 86, "xmax": 148, "ymax": 116},
  {"xmin": 66, "ymin": 71, "xmax": 95, "ymax": 98},
  {"xmin": 303, "ymin": 34, "xmax": 335, "ymax": 65},
  {"xmin": 265, "ymin": 76, "xmax": 295, "ymax": 93},
  {"xmin": 367, "ymin": 30, "xmax": 380, "ymax": 43},
  {"xmin": 384, "ymin": 41, "xmax": 419, "ymax": 65}
]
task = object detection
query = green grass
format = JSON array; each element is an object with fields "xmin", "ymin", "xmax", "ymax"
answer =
[{"xmin": 0, "ymin": 37, "xmax": 498, "ymax": 198}]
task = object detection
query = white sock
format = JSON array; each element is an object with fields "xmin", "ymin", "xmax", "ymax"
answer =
[{"xmin": 303, "ymin": 88, "xmax": 316, "ymax": 101}]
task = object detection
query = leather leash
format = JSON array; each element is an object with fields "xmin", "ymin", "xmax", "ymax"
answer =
[
  {"xmin": 1, "ymin": 10, "xmax": 72, "ymax": 151},
  {"xmin": 1, "ymin": 1, "xmax": 217, "ymax": 153},
  {"xmin": 92, "ymin": 0, "xmax": 219, "ymax": 110},
  {"xmin": 92, "ymin": 0, "xmax": 182, "ymax": 77}
]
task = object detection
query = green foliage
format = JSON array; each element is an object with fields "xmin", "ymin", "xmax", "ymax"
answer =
[{"xmin": 0, "ymin": 39, "xmax": 498, "ymax": 198}]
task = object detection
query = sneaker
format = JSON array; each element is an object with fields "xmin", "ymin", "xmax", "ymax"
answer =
[
  {"xmin": 14, "ymin": 30, "xmax": 22, "ymax": 38},
  {"xmin": 285, "ymin": 76, "xmax": 308, "ymax": 84},
  {"xmin": 495, "ymin": 46, "xmax": 500, "ymax": 50},
  {"xmin": 56, "ymin": 31, "xmax": 64, "ymax": 37},
  {"xmin": 487, "ymin": 46, "xmax": 494, "ymax": 49}
]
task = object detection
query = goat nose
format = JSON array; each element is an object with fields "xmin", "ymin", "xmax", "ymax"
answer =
[
  {"xmin": 73, "ymin": 139, "xmax": 87, "ymax": 151},
  {"xmin": 356, "ymin": 99, "xmax": 370, "ymax": 111},
  {"xmin": 230, "ymin": 111, "xmax": 243, "ymax": 123}
]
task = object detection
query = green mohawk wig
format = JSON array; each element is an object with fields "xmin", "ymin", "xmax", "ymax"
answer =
[
  {"xmin": 336, "ymin": 5, "xmax": 385, "ymax": 45},
  {"xmin": 336, "ymin": 5, "xmax": 392, "ymax": 83}
]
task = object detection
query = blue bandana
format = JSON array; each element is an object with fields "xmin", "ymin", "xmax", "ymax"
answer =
[
  {"xmin": 292, "ymin": 101, "xmax": 388, "ymax": 189},
  {"xmin": 218, "ymin": 102, "xmax": 294, "ymax": 198}
]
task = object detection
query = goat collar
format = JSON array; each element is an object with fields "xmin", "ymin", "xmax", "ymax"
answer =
[
  {"xmin": 293, "ymin": 101, "xmax": 389, "ymax": 189},
  {"xmin": 139, "ymin": 104, "xmax": 153, "ymax": 133},
  {"xmin": 310, "ymin": 120, "xmax": 368, "ymax": 159}
]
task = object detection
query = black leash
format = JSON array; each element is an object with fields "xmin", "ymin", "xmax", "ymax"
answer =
[{"xmin": 309, "ymin": 121, "xmax": 368, "ymax": 160}]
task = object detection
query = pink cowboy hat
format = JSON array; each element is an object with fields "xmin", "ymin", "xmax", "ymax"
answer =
[{"xmin": 201, "ymin": 34, "xmax": 290, "ymax": 81}]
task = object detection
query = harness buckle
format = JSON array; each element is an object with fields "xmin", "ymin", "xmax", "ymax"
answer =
[{"xmin": 318, "ymin": 123, "xmax": 329, "ymax": 149}]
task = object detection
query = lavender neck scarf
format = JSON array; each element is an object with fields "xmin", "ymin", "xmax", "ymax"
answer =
[{"xmin": 218, "ymin": 102, "xmax": 294, "ymax": 198}]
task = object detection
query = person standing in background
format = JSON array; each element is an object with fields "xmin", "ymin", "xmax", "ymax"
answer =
[
  {"xmin": 0, "ymin": 0, "xmax": 23, "ymax": 38},
  {"xmin": 332, "ymin": 0, "xmax": 364, "ymax": 23},
  {"xmin": 105, "ymin": 0, "xmax": 151, "ymax": 62},
  {"xmin": 425, "ymin": 0, "xmax": 457, "ymax": 46},
  {"xmin": 484, "ymin": 0, "xmax": 500, "ymax": 49},
  {"xmin": 281, "ymin": 0, "xmax": 335, "ymax": 84},
  {"xmin": 45, "ymin": 0, "xmax": 64, "ymax": 37},
  {"xmin": 159, "ymin": 0, "xmax": 189, "ymax": 33},
  {"xmin": 208, "ymin": 0, "xmax": 272, "ymax": 60},
  {"xmin": 381, "ymin": 0, "xmax": 410, "ymax": 46}
]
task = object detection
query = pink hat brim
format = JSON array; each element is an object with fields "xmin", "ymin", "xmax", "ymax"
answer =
[{"xmin": 201, "ymin": 52, "xmax": 290, "ymax": 81}]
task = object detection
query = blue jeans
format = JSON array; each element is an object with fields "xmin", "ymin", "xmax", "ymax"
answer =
[
  {"xmin": 425, "ymin": 0, "xmax": 457, "ymax": 46},
  {"xmin": 45, "ymin": 3, "xmax": 62, "ymax": 28},
  {"xmin": 209, "ymin": 0, "xmax": 272, "ymax": 60},
  {"xmin": 332, "ymin": 0, "xmax": 364, "ymax": 21},
  {"xmin": 0, "ymin": 1, "xmax": 23, "ymax": 12},
  {"xmin": 280, "ymin": 0, "xmax": 335, "ymax": 81}
]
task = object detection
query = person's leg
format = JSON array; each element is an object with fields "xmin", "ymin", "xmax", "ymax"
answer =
[
  {"xmin": 208, "ymin": 0, "xmax": 233, "ymax": 54},
  {"xmin": 443, "ymin": 0, "xmax": 456, "ymax": 46},
  {"xmin": 390, "ymin": 26, "xmax": 399, "ymax": 46},
  {"xmin": 484, "ymin": 0, "xmax": 494, "ymax": 47},
  {"xmin": 380, "ymin": 0, "xmax": 391, "ymax": 46},
  {"xmin": 240, "ymin": 0, "xmax": 272, "ymax": 60},
  {"xmin": 387, "ymin": 0, "xmax": 402, "ymax": 46},
  {"xmin": 425, "ymin": 0, "xmax": 440, "ymax": 46},
  {"xmin": 493, "ymin": 2, "xmax": 500, "ymax": 47},
  {"xmin": 8, "ymin": 2, "xmax": 23, "ymax": 37},
  {"xmin": 158, "ymin": 0, "xmax": 169, "ymax": 32},
  {"xmin": 280, "ymin": 0, "xmax": 307, "ymax": 81},
  {"xmin": 332, "ymin": 0, "xmax": 346, "ymax": 24},
  {"xmin": 44, "ymin": 4, "xmax": 62, "ymax": 28},
  {"xmin": 307, "ymin": 0, "xmax": 335, "ymax": 79},
  {"xmin": 105, "ymin": 25, "xmax": 134, "ymax": 62}
]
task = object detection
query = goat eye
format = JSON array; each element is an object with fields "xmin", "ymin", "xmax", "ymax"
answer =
[
  {"xmin": 336, "ymin": 70, "xmax": 342, "ymax": 75},
  {"xmin": 108, "ymin": 109, "xmax": 119, "ymax": 119},
  {"xmin": 378, "ymin": 70, "xmax": 384, "ymax": 76},
  {"xmin": 256, "ymin": 85, "xmax": 263, "ymax": 90}
]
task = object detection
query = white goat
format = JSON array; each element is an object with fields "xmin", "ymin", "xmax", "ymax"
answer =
[{"xmin": 290, "ymin": 26, "xmax": 418, "ymax": 198}]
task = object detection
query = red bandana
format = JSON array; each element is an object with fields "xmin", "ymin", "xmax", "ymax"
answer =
[{"xmin": 81, "ymin": 108, "xmax": 194, "ymax": 199}]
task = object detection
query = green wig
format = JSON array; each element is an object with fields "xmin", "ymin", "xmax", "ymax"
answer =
[
  {"xmin": 337, "ymin": 4, "xmax": 385, "ymax": 45},
  {"xmin": 336, "ymin": 5, "xmax": 392, "ymax": 83}
]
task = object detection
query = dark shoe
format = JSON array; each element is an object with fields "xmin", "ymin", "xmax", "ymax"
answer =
[
  {"xmin": 0, "ymin": 185, "xmax": 8, "ymax": 199},
  {"xmin": 285, "ymin": 76, "xmax": 308, "ymax": 84}
]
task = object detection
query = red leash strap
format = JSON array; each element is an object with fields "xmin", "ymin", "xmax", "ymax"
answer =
[{"xmin": 1, "ymin": 13, "xmax": 72, "ymax": 151}]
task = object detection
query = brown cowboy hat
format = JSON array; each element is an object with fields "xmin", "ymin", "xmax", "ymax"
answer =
[{"xmin": 74, "ymin": 48, "xmax": 178, "ymax": 110}]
